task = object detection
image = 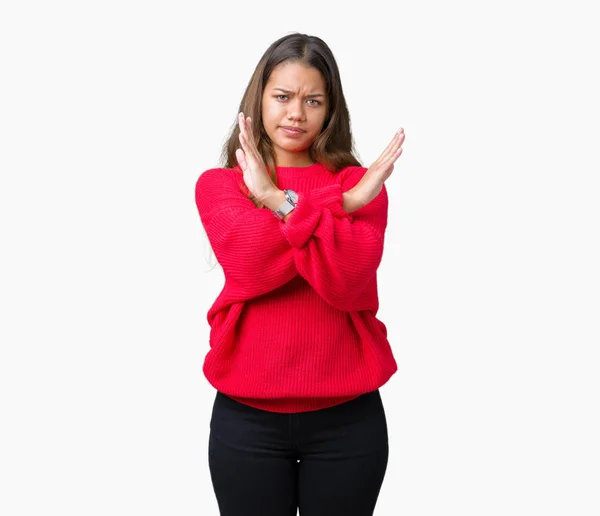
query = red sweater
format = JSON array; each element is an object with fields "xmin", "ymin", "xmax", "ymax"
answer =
[{"xmin": 195, "ymin": 162, "xmax": 397, "ymax": 413}]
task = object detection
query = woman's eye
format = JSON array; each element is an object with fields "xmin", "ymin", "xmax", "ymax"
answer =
[{"xmin": 275, "ymin": 95, "xmax": 320, "ymax": 106}]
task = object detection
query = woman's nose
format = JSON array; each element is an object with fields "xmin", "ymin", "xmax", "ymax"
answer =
[{"xmin": 287, "ymin": 99, "xmax": 305, "ymax": 119}]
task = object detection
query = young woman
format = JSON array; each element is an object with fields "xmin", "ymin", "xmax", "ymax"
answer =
[{"xmin": 195, "ymin": 32, "xmax": 405, "ymax": 516}]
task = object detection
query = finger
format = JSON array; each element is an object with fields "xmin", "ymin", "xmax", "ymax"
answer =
[
  {"xmin": 392, "ymin": 132, "xmax": 405, "ymax": 157},
  {"xmin": 238, "ymin": 130, "xmax": 250, "ymax": 157},
  {"xmin": 244, "ymin": 116, "xmax": 259, "ymax": 154},
  {"xmin": 385, "ymin": 143, "xmax": 404, "ymax": 166},
  {"xmin": 381, "ymin": 131, "xmax": 405, "ymax": 164},
  {"xmin": 245, "ymin": 116, "xmax": 254, "ymax": 141},
  {"xmin": 235, "ymin": 148, "xmax": 247, "ymax": 171},
  {"xmin": 379, "ymin": 131, "xmax": 399, "ymax": 159},
  {"xmin": 239, "ymin": 130, "xmax": 259, "ymax": 166},
  {"xmin": 239, "ymin": 113, "xmax": 252, "ymax": 144},
  {"xmin": 243, "ymin": 116, "xmax": 253, "ymax": 144},
  {"xmin": 390, "ymin": 128, "xmax": 405, "ymax": 148},
  {"xmin": 239, "ymin": 112, "xmax": 251, "ymax": 149},
  {"xmin": 388, "ymin": 147, "xmax": 403, "ymax": 167},
  {"xmin": 379, "ymin": 129, "xmax": 404, "ymax": 163},
  {"xmin": 240, "ymin": 120, "xmax": 259, "ymax": 161},
  {"xmin": 238, "ymin": 112, "xmax": 246, "ymax": 139},
  {"xmin": 239, "ymin": 127, "xmax": 253, "ymax": 151}
]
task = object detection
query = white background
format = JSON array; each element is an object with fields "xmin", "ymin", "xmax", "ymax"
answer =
[{"xmin": 1, "ymin": 1, "xmax": 599, "ymax": 515}]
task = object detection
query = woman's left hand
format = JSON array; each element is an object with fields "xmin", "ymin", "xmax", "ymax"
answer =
[{"xmin": 350, "ymin": 128, "xmax": 405, "ymax": 208}]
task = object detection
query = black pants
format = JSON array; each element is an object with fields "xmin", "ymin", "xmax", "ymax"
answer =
[{"xmin": 208, "ymin": 389, "xmax": 389, "ymax": 516}]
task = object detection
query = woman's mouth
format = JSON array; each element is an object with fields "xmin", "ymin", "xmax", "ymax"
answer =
[{"xmin": 280, "ymin": 126, "xmax": 305, "ymax": 137}]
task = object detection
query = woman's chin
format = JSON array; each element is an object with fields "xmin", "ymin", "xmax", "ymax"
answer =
[{"xmin": 274, "ymin": 140, "xmax": 308, "ymax": 153}]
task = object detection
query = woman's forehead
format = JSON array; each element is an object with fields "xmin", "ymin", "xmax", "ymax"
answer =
[{"xmin": 266, "ymin": 62, "xmax": 325, "ymax": 90}]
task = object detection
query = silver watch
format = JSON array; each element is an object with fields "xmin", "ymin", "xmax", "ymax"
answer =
[{"xmin": 272, "ymin": 189, "xmax": 298, "ymax": 220}]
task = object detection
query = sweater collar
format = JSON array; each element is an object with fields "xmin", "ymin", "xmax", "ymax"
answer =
[{"xmin": 274, "ymin": 162, "xmax": 328, "ymax": 177}]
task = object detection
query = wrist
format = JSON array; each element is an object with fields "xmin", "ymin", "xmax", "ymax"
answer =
[
  {"xmin": 260, "ymin": 188, "xmax": 287, "ymax": 212},
  {"xmin": 347, "ymin": 182, "xmax": 383, "ymax": 212},
  {"xmin": 344, "ymin": 187, "xmax": 366, "ymax": 213}
]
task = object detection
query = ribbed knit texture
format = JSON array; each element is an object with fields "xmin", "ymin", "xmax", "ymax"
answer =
[{"xmin": 195, "ymin": 162, "xmax": 398, "ymax": 413}]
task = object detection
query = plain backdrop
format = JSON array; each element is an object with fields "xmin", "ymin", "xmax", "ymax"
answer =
[{"xmin": 1, "ymin": 1, "xmax": 599, "ymax": 515}]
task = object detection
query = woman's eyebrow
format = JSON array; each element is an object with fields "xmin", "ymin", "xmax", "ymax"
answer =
[{"xmin": 272, "ymin": 88, "xmax": 325, "ymax": 98}]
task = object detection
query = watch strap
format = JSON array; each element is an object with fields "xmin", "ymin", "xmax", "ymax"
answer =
[{"xmin": 272, "ymin": 189, "xmax": 297, "ymax": 220}]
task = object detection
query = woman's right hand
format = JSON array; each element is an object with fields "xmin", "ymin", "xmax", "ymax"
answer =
[
  {"xmin": 350, "ymin": 128, "xmax": 405, "ymax": 207},
  {"xmin": 235, "ymin": 112, "xmax": 277, "ymax": 202}
]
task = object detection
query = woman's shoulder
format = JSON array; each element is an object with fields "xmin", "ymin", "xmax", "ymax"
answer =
[
  {"xmin": 337, "ymin": 164, "xmax": 368, "ymax": 187},
  {"xmin": 196, "ymin": 166, "xmax": 243, "ymax": 188}
]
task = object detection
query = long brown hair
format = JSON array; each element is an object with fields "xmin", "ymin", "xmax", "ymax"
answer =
[{"xmin": 220, "ymin": 32, "xmax": 362, "ymax": 208}]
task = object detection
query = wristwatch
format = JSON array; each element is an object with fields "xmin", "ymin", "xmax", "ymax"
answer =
[{"xmin": 272, "ymin": 189, "xmax": 298, "ymax": 220}]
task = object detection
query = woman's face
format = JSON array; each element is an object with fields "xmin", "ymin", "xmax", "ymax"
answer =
[{"xmin": 261, "ymin": 61, "xmax": 329, "ymax": 167}]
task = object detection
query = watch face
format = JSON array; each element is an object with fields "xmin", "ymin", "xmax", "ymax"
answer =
[{"xmin": 286, "ymin": 189, "xmax": 298, "ymax": 203}]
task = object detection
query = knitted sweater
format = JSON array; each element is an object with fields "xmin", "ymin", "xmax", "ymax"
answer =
[{"xmin": 195, "ymin": 162, "xmax": 397, "ymax": 413}]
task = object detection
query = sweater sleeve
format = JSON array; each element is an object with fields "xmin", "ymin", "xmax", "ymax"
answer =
[
  {"xmin": 279, "ymin": 167, "xmax": 388, "ymax": 312},
  {"xmin": 195, "ymin": 168, "xmax": 298, "ymax": 299}
]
